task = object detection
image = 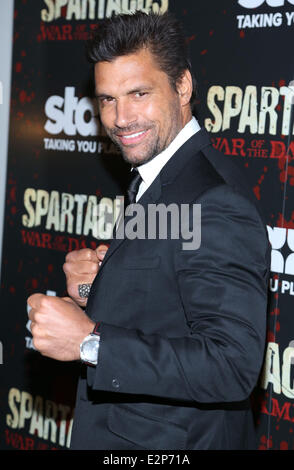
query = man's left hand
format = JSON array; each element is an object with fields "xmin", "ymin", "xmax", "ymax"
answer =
[{"xmin": 27, "ymin": 294, "xmax": 95, "ymax": 361}]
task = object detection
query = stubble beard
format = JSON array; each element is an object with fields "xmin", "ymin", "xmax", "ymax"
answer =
[
  {"xmin": 106, "ymin": 117, "xmax": 182, "ymax": 167},
  {"xmin": 119, "ymin": 135, "xmax": 162, "ymax": 167},
  {"xmin": 105, "ymin": 124, "xmax": 161, "ymax": 167}
]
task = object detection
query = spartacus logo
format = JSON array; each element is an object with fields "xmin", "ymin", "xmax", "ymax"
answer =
[
  {"xmin": 238, "ymin": 0, "xmax": 294, "ymax": 7},
  {"xmin": 41, "ymin": 0, "xmax": 169, "ymax": 22}
]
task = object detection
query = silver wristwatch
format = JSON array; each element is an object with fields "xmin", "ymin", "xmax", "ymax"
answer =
[{"xmin": 80, "ymin": 323, "xmax": 100, "ymax": 366}]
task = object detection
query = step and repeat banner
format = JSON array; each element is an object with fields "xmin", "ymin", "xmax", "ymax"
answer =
[{"xmin": 1, "ymin": 0, "xmax": 294, "ymax": 450}]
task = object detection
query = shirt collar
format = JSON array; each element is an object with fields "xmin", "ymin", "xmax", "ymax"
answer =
[{"xmin": 136, "ymin": 116, "xmax": 201, "ymax": 187}]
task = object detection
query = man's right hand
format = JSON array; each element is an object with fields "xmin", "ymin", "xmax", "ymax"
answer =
[{"xmin": 63, "ymin": 244, "xmax": 109, "ymax": 307}]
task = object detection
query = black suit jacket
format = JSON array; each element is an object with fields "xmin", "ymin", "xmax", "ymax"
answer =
[{"xmin": 70, "ymin": 128, "xmax": 270, "ymax": 450}]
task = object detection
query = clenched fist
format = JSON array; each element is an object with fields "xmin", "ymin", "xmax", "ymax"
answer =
[
  {"xmin": 63, "ymin": 244, "xmax": 109, "ymax": 307},
  {"xmin": 27, "ymin": 294, "xmax": 95, "ymax": 361}
]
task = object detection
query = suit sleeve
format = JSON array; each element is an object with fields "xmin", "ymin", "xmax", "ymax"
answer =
[{"xmin": 87, "ymin": 184, "xmax": 270, "ymax": 403}]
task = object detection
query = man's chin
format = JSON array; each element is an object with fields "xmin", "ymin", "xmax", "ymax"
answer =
[
  {"xmin": 121, "ymin": 150, "xmax": 157, "ymax": 166},
  {"xmin": 120, "ymin": 141, "xmax": 161, "ymax": 166},
  {"xmin": 108, "ymin": 131, "xmax": 161, "ymax": 166}
]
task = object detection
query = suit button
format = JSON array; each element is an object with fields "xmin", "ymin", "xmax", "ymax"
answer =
[{"xmin": 112, "ymin": 378, "xmax": 120, "ymax": 389}]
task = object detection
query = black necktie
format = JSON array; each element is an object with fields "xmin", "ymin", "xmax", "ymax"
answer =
[{"xmin": 127, "ymin": 169, "xmax": 142, "ymax": 204}]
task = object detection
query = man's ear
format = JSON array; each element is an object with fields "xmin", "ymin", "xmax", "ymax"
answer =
[{"xmin": 176, "ymin": 69, "xmax": 193, "ymax": 107}]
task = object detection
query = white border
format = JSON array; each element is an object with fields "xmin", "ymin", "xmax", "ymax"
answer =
[{"xmin": 0, "ymin": 0, "xmax": 14, "ymax": 279}]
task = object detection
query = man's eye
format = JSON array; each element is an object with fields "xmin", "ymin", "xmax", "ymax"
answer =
[
  {"xmin": 100, "ymin": 97, "xmax": 114, "ymax": 104},
  {"xmin": 135, "ymin": 92, "xmax": 147, "ymax": 98}
]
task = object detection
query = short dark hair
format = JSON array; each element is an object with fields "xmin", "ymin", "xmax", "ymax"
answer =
[{"xmin": 86, "ymin": 11, "xmax": 197, "ymax": 109}]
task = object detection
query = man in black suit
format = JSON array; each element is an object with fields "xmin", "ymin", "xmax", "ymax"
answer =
[{"xmin": 28, "ymin": 12, "xmax": 270, "ymax": 449}]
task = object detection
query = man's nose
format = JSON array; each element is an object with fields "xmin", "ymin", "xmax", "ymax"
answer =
[{"xmin": 114, "ymin": 98, "xmax": 137, "ymax": 128}]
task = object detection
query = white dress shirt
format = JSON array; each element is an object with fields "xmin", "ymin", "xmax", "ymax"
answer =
[{"xmin": 135, "ymin": 116, "xmax": 201, "ymax": 202}]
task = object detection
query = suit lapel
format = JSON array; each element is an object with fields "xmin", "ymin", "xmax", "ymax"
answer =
[
  {"xmin": 96, "ymin": 175, "xmax": 162, "ymax": 274},
  {"xmin": 94, "ymin": 128, "xmax": 212, "ymax": 275}
]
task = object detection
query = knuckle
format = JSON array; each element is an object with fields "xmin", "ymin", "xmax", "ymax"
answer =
[
  {"xmin": 65, "ymin": 249, "xmax": 81, "ymax": 262},
  {"xmin": 28, "ymin": 309, "xmax": 35, "ymax": 321},
  {"xmin": 31, "ymin": 322, "xmax": 38, "ymax": 334},
  {"xmin": 65, "ymin": 251, "xmax": 73, "ymax": 262},
  {"xmin": 39, "ymin": 295, "xmax": 52, "ymax": 310},
  {"xmin": 31, "ymin": 324, "xmax": 43, "ymax": 342},
  {"xmin": 85, "ymin": 261, "xmax": 98, "ymax": 274},
  {"xmin": 97, "ymin": 243, "xmax": 109, "ymax": 252},
  {"xmin": 33, "ymin": 337, "xmax": 42, "ymax": 351},
  {"xmin": 63, "ymin": 262, "xmax": 70, "ymax": 274},
  {"xmin": 30, "ymin": 322, "xmax": 36, "ymax": 335},
  {"xmin": 34, "ymin": 312, "xmax": 43, "ymax": 324},
  {"xmin": 82, "ymin": 248, "xmax": 96, "ymax": 260},
  {"xmin": 66, "ymin": 248, "xmax": 96, "ymax": 263},
  {"xmin": 39, "ymin": 295, "xmax": 47, "ymax": 309},
  {"xmin": 27, "ymin": 293, "xmax": 38, "ymax": 308}
]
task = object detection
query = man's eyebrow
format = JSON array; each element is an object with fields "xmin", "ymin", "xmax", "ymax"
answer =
[
  {"xmin": 95, "ymin": 92, "xmax": 113, "ymax": 99},
  {"xmin": 126, "ymin": 86, "xmax": 153, "ymax": 94},
  {"xmin": 95, "ymin": 85, "xmax": 153, "ymax": 99}
]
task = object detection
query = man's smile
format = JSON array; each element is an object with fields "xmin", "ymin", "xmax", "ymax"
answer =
[{"xmin": 116, "ymin": 129, "xmax": 150, "ymax": 146}]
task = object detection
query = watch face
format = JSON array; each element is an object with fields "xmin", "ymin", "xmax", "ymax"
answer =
[{"xmin": 81, "ymin": 336, "xmax": 99, "ymax": 364}]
